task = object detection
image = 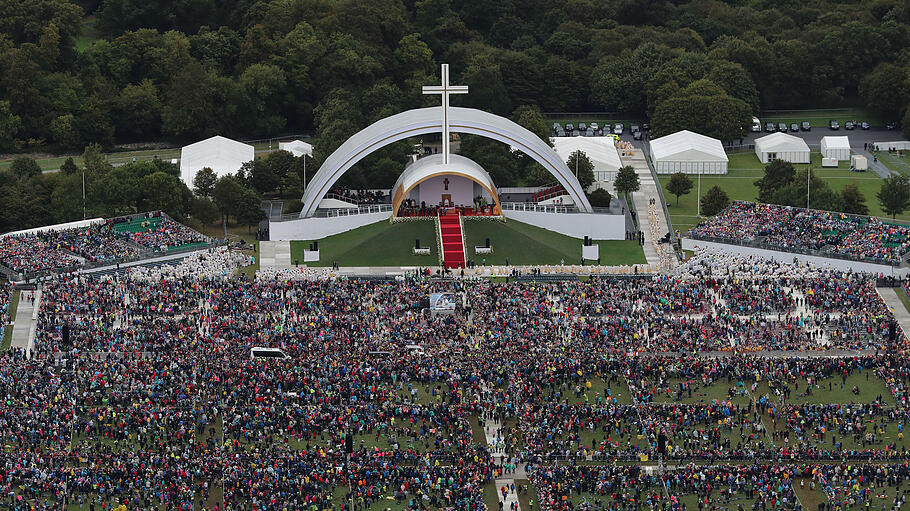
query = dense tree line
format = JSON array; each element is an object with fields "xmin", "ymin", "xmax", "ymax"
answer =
[{"xmin": 0, "ymin": 0, "xmax": 908, "ymax": 190}]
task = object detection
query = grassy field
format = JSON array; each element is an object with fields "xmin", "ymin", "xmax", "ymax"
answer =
[
  {"xmin": 290, "ymin": 219, "xmax": 439, "ymax": 267},
  {"xmin": 660, "ymin": 151, "xmax": 903, "ymax": 232},
  {"xmin": 759, "ymin": 108, "xmax": 881, "ymax": 128},
  {"xmin": 877, "ymin": 150, "xmax": 910, "ymax": 177},
  {"xmin": 463, "ymin": 218, "xmax": 646, "ymax": 266}
]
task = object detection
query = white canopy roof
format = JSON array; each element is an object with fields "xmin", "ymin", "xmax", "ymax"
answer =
[
  {"xmin": 2, "ymin": 218, "xmax": 105, "ymax": 238},
  {"xmin": 552, "ymin": 137, "xmax": 623, "ymax": 174},
  {"xmin": 391, "ymin": 154, "xmax": 497, "ymax": 212},
  {"xmin": 179, "ymin": 135, "xmax": 254, "ymax": 185},
  {"xmin": 650, "ymin": 130, "xmax": 727, "ymax": 162},
  {"xmin": 279, "ymin": 140, "xmax": 313, "ymax": 157},
  {"xmin": 820, "ymin": 136, "xmax": 850, "ymax": 150},
  {"xmin": 754, "ymin": 132, "xmax": 810, "ymax": 153}
]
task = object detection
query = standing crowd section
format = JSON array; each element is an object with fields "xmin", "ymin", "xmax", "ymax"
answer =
[
  {"xmin": 689, "ymin": 201, "xmax": 910, "ymax": 265},
  {"xmin": 0, "ymin": 212, "xmax": 211, "ymax": 278},
  {"xmin": 4, "ymin": 247, "xmax": 910, "ymax": 510}
]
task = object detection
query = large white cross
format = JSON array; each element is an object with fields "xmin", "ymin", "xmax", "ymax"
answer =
[{"xmin": 422, "ymin": 64, "xmax": 468, "ymax": 164}]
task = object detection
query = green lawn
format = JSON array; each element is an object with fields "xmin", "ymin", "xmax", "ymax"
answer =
[
  {"xmin": 759, "ymin": 108, "xmax": 880, "ymax": 127},
  {"xmin": 661, "ymin": 151, "xmax": 904, "ymax": 232},
  {"xmin": 463, "ymin": 218, "xmax": 646, "ymax": 266},
  {"xmin": 877, "ymin": 150, "xmax": 910, "ymax": 177},
  {"xmin": 290, "ymin": 219, "xmax": 439, "ymax": 267},
  {"xmin": 897, "ymin": 287, "xmax": 910, "ymax": 316}
]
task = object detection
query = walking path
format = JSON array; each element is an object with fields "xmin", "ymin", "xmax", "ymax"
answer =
[
  {"xmin": 484, "ymin": 415, "xmax": 522, "ymax": 511},
  {"xmin": 10, "ymin": 288, "xmax": 41, "ymax": 357},
  {"xmin": 621, "ymin": 149, "xmax": 674, "ymax": 270},
  {"xmin": 876, "ymin": 287, "xmax": 910, "ymax": 340},
  {"xmin": 259, "ymin": 241, "xmax": 292, "ymax": 268}
]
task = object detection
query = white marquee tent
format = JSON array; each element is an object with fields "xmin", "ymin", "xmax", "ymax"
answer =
[
  {"xmin": 820, "ymin": 136, "xmax": 851, "ymax": 161},
  {"xmin": 179, "ymin": 135, "xmax": 254, "ymax": 185},
  {"xmin": 552, "ymin": 137, "xmax": 623, "ymax": 183},
  {"xmin": 650, "ymin": 130, "xmax": 727, "ymax": 174},
  {"xmin": 754, "ymin": 132, "xmax": 810, "ymax": 164},
  {"xmin": 278, "ymin": 139, "xmax": 313, "ymax": 157}
]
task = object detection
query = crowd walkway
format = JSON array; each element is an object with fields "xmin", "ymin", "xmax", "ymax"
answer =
[
  {"xmin": 621, "ymin": 148, "xmax": 675, "ymax": 270},
  {"xmin": 10, "ymin": 288, "xmax": 41, "ymax": 357},
  {"xmin": 876, "ymin": 287, "xmax": 910, "ymax": 340},
  {"xmin": 484, "ymin": 415, "xmax": 522, "ymax": 511}
]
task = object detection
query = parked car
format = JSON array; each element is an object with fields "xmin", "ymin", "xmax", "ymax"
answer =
[
  {"xmin": 602, "ymin": 123, "xmax": 611, "ymax": 134},
  {"xmin": 630, "ymin": 123, "xmax": 640, "ymax": 133},
  {"xmin": 829, "ymin": 120, "xmax": 840, "ymax": 130},
  {"xmin": 613, "ymin": 123, "xmax": 624, "ymax": 135},
  {"xmin": 844, "ymin": 121, "xmax": 855, "ymax": 130},
  {"xmin": 633, "ymin": 130, "xmax": 643, "ymax": 140},
  {"xmin": 552, "ymin": 122, "xmax": 561, "ymax": 132},
  {"xmin": 765, "ymin": 122, "xmax": 776, "ymax": 132},
  {"xmin": 556, "ymin": 128, "xmax": 565, "ymax": 137},
  {"xmin": 585, "ymin": 128, "xmax": 594, "ymax": 137},
  {"xmin": 886, "ymin": 121, "xmax": 898, "ymax": 130},
  {"xmin": 751, "ymin": 117, "xmax": 762, "ymax": 132},
  {"xmin": 801, "ymin": 121, "xmax": 811, "ymax": 131},
  {"xmin": 789, "ymin": 123, "xmax": 799, "ymax": 132},
  {"xmin": 579, "ymin": 122, "xmax": 587, "ymax": 131},
  {"xmin": 590, "ymin": 122, "xmax": 599, "ymax": 131},
  {"xmin": 777, "ymin": 122, "xmax": 787, "ymax": 132},
  {"xmin": 642, "ymin": 123, "xmax": 650, "ymax": 131},
  {"xmin": 860, "ymin": 121, "xmax": 870, "ymax": 130}
]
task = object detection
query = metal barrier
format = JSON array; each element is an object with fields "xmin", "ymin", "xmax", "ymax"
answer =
[{"xmin": 641, "ymin": 140, "xmax": 677, "ymax": 244}]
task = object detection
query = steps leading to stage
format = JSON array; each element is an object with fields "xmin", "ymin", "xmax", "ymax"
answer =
[{"xmin": 439, "ymin": 213, "xmax": 466, "ymax": 269}]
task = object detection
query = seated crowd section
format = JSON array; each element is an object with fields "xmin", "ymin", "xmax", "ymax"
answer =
[
  {"xmin": 690, "ymin": 201, "xmax": 910, "ymax": 264},
  {"xmin": 0, "ymin": 212, "xmax": 210, "ymax": 277},
  {"xmin": 2, "ymin": 247, "xmax": 910, "ymax": 510}
]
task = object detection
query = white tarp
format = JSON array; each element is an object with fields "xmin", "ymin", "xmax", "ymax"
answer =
[
  {"xmin": 279, "ymin": 140, "xmax": 313, "ymax": 157},
  {"xmin": 650, "ymin": 130, "xmax": 728, "ymax": 174},
  {"xmin": 820, "ymin": 136, "xmax": 851, "ymax": 161},
  {"xmin": 179, "ymin": 135, "xmax": 254, "ymax": 185},
  {"xmin": 2, "ymin": 218, "xmax": 106, "ymax": 238},
  {"xmin": 754, "ymin": 132, "xmax": 810, "ymax": 164},
  {"xmin": 873, "ymin": 141, "xmax": 910, "ymax": 151},
  {"xmin": 552, "ymin": 137, "xmax": 623, "ymax": 182}
]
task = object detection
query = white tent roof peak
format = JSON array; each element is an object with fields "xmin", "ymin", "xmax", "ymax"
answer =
[
  {"xmin": 279, "ymin": 140, "xmax": 313, "ymax": 157},
  {"xmin": 754, "ymin": 132, "xmax": 810, "ymax": 152},
  {"xmin": 820, "ymin": 136, "xmax": 850, "ymax": 149},
  {"xmin": 179, "ymin": 135, "xmax": 254, "ymax": 185},
  {"xmin": 650, "ymin": 130, "xmax": 727, "ymax": 162}
]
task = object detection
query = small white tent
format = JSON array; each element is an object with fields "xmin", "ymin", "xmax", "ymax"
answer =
[
  {"xmin": 754, "ymin": 132, "xmax": 810, "ymax": 164},
  {"xmin": 820, "ymin": 136, "xmax": 851, "ymax": 161},
  {"xmin": 179, "ymin": 135, "xmax": 254, "ymax": 185},
  {"xmin": 650, "ymin": 130, "xmax": 728, "ymax": 174},
  {"xmin": 279, "ymin": 140, "xmax": 313, "ymax": 158}
]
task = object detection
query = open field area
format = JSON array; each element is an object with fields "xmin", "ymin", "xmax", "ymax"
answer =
[{"xmin": 660, "ymin": 151, "xmax": 903, "ymax": 231}]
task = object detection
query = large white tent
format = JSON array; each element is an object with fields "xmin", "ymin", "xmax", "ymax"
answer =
[
  {"xmin": 754, "ymin": 132, "xmax": 810, "ymax": 164},
  {"xmin": 278, "ymin": 139, "xmax": 313, "ymax": 157},
  {"xmin": 552, "ymin": 137, "xmax": 623, "ymax": 183},
  {"xmin": 820, "ymin": 136, "xmax": 851, "ymax": 161},
  {"xmin": 650, "ymin": 130, "xmax": 727, "ymax": 174},
  {"xmin": 179, "ymin": 135, "xmax": 254, "ymax": 185}
]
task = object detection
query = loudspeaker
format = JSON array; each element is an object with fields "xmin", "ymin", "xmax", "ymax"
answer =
[
  {"xmin": 416, "ymin": 239, "xmax": 420, "ymax": 249},
  {"xmin": 313, "ymin": 241, "xmax": 318, "ymax": 251},
  {"xmin": 584, "ymin": 236, "xmax": 590, "ymax": 246},
  {"xmin": 309, "ymin": 243, "xmax": 313, "ymax": 251},
  {"xmin": 485, "ymin": 238, "xmax": 490, "ymax": 248},
  {"xmin": 657, "ymin": 432, "xmax": 667, "ymax": 455},
  {"xmin": 889, "ymin": 322, "xmax": 896, "ymax": 341},
  {"xmin": 62, "ymin": 323, "xmax": 70, "ymax": 345},
  {"xmin": 345, "ymin": 434, "xmax": 353, "ymax": 453}
]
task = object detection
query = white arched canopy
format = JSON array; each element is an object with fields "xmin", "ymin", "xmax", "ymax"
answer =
[
  {"xmin": 300, "ymin": 106, "xmax": 593, "ymax": 217},
  {"xmin": 391, "ymin": 154, "xmax": 501, "ymax": 215}
]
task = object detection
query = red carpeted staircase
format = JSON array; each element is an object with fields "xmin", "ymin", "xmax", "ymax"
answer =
[{"xmin": 439, "ymin": 212, "xmax": 466, "ymax": 269}]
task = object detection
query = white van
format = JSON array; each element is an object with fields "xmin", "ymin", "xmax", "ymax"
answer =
[{"xmin": 751, "ymin": 117, "xmax": 762, "ymax": 132}]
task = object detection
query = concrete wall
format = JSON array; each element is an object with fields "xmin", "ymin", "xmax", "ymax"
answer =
[
  {"xmin": 269, "ymin": 211, "xmax": 392, "ymax": 240},
  {"xmin": 502, "ymin": 210, "xmax": 626, "ymax": 240},
  {"xmin": 681, "ymin": 238, "xmax": 905, "ymax": 276}
]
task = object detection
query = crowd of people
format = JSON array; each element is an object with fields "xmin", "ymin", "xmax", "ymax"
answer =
[
  {"xmin": 690, "ymin": 202, "xmax": 910, "ymax": 264},
  {"xmin": 1, "ymin": 247, "xmax": 910, "ymax": 509},
  {"xmin": 0, "ymin": 214, "xmax": 211, "ymax": 277}
]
